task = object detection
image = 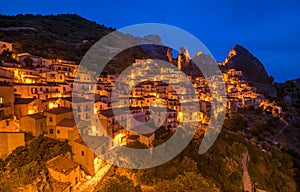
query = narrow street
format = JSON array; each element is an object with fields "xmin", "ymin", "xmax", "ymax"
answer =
[
  {"xmin": 272, "ymin": 117, "xmax": 288, "ymax": 143},
  {"xmin": 242, "ymin": 150, "xmax": 252, "ymax": 192},
  {"xmin": 76, "ymin": 163, "xmax": 112, "ymax": 192}
]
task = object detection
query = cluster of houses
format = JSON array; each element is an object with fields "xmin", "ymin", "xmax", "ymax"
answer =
[
  {"xmin": 224, "ymin": 69, "xmax": 264, "ymax": 112},
  {"xmin": 0, "ymin": 40, "xmax": 282, "ymax": 190},
  {"xmin": 223, "ymin": 68, "xmax": 282, "ymax": 116}
]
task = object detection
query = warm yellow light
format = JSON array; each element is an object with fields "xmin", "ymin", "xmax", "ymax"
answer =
[
  {"xmin": 49, "ymin": 103, "xmax": 54, "ymax": 109},
  {"xmin": 91, "ymin": 126, "xmax": 98, "ymax": 136},
  {"xmin": 178, "ymin": 112, "xmax": 183, "ymax": 121},
  {"xmin": 28, "ymin": 109, "xmax": 34, "ymax": 115},
  {"xmin": 114, "ymin": 133, "xmax": 126, "ymax": 146}
]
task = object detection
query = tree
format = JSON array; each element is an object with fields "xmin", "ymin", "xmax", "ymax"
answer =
[
  {"xmin": 96, "ymin": 174, "xmax": 141, "ymax": 192},
  {"xmin": 223, "ymin": 114, "xmax": 247, "ymax": 132},
  {"xmin": 151, "ymin": 172, "xmax": 220, "ymax": 192}
]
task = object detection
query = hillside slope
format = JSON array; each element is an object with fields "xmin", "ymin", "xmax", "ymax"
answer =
[{"xmin": 0, "ymin": 14, "xmax": 114, "ymax": 62}]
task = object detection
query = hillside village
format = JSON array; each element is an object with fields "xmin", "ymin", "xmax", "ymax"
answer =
[{"xmin": 0, "ymin": 40, "xmax": 284, "ymax": 191}]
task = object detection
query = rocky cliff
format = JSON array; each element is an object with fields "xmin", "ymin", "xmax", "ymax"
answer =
[{"xmin": 219, "ymin": 44, "xmax": 277, "ymax": 97}]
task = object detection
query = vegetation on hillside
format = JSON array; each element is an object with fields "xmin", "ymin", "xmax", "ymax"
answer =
[
  {"xmin": 99, "ymin": 111, "xmax": 300, "ymax": 192},
  {"xmin": 0, "ymin": 136, "xmax": 72, "ymax": 191},
  {"xmin": 0, "ymin": 14, "xmax": 114, "ymax": 62}
]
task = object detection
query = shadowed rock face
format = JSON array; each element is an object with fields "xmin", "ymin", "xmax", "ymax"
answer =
[
  {"xmin": 220, "ymin": 44, "xmax": 277, "ymax": 97},
  {"xmin": 221, "ymin": 44, "xmax": 272, "ymax": 84}
]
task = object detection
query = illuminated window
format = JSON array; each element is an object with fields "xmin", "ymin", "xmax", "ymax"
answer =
[{"xmin": 0, "ymin": 97, "xmax": 3, "ymax": 104}]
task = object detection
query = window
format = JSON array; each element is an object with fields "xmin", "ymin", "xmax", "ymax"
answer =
[
  {"xmin": 57, "ymin": 130, "xmax": 60, "ymax": 134},
  {"xmin": 0, "ymin": 97, "xmax": 3, "ymax": 104},
  {"xmin": 50, "ymin": 129, "xmax": 54, "ymax": 134},
  {"xmin": 14, "ymin": 89, "xmax": 17, "ymax": 92},
  {"xmin": 40, "ymin": 88, "xmax": 43, "ymax": 91},
  {"xmin": 49, "ymin": 117, "xmax": 53, "ymax": 122},
  {"xmin": 6, "ymin": 121, "xmax": 9, "ymax": 126},
  {"xmin": 32, "ymin": 88, "xmax": 37, "ymax": 94},
  {"xmin": 81, "ymin": 151, "xmax": 85, "ymax": 156}
]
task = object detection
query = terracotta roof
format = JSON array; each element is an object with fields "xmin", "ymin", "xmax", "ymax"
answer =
[
  {"xmin": 15, "ymin": 98, "xmax": 36, "ymax": 104},
  {"xmin": 61, "ymin": 97, "xmax": 72, "ymax": 102},
  {"xmin": 74, "ymin": 136, "xmax": 108, "ymax": 150},
  {"xmin": 99, "ymin": 108, "xmax": 129, "ymax": 118},
  {"xmin": 127, "ymin": 135, "xmax": 140, "ymax": 140},
  {"xmin": 62, "ymin": 97, "xmax": 93, "ymax": 103},
  {"xmin": 56, "ymin": 118, "xmax": 76, "ymax": 127},
  {"xmin": 44, "ymin": 97, "xmax": 61, "ymax": 102},
  {"xmin": 27, "ymin": 113, "xmax": 46, "ymax": 119},
  {"xmin": 44, "ymin": 107, "xmax": 72, "ymax": 115},
  {"xmin": 130, "ymin": 125, "xmax": 155, "ymax": 137},
  {"xmin": 51, "ymin": 180, "xmax": 71, "ymax": 192},
  {"xmin": 47, "ymin": 156, "xmax": 79, "ymax": 175},
  {"xmin": 72, "ymin": 97, "xmax": 93, "ymax": 103}
]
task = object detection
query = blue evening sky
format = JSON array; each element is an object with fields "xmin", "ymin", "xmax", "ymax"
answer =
[{"xmin": 1, "ymin": 0, "xmax": 300, "ymax": 82}]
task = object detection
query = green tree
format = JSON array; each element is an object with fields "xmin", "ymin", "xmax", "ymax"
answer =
[
  {"xmin": 223, "ymin": 114, "xmax": 247, "ymax": 132},
  {"xmin": 96, "ymin": 174, "xmax": 141, "ymax": 192},
  {"xmin": 151, "ymin": 172, "xmax": 220, "ymax": 192}
]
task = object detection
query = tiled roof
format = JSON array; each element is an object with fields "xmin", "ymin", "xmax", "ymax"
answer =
[
  {"xmin": 62, "ymin": 97, "xmax": 93, "ymax": 103},
  {"xmin": 27, "ymin": 113, "xmax": 46, "ymax": 119},
  {"xmin": 56, "ymin": 118, "xmax": 76, "ymax": 127},
  {"xmin": 74, "ymin": 135, "xmax": 108, "ymax": 150},
  {"xmin": 47, "ymin": 156, "xmax": 79, "ymax": 175},
  {"xmin": 50, "ymin": 180, "xmax": 71, "ymax": 192},
  {"xmin": 15, "ymin": 98, "xmax": 36, "ymax": 104},
  {"xmin": 44, "ymin": 107, "xmax": 72, "ymax": 115}
]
